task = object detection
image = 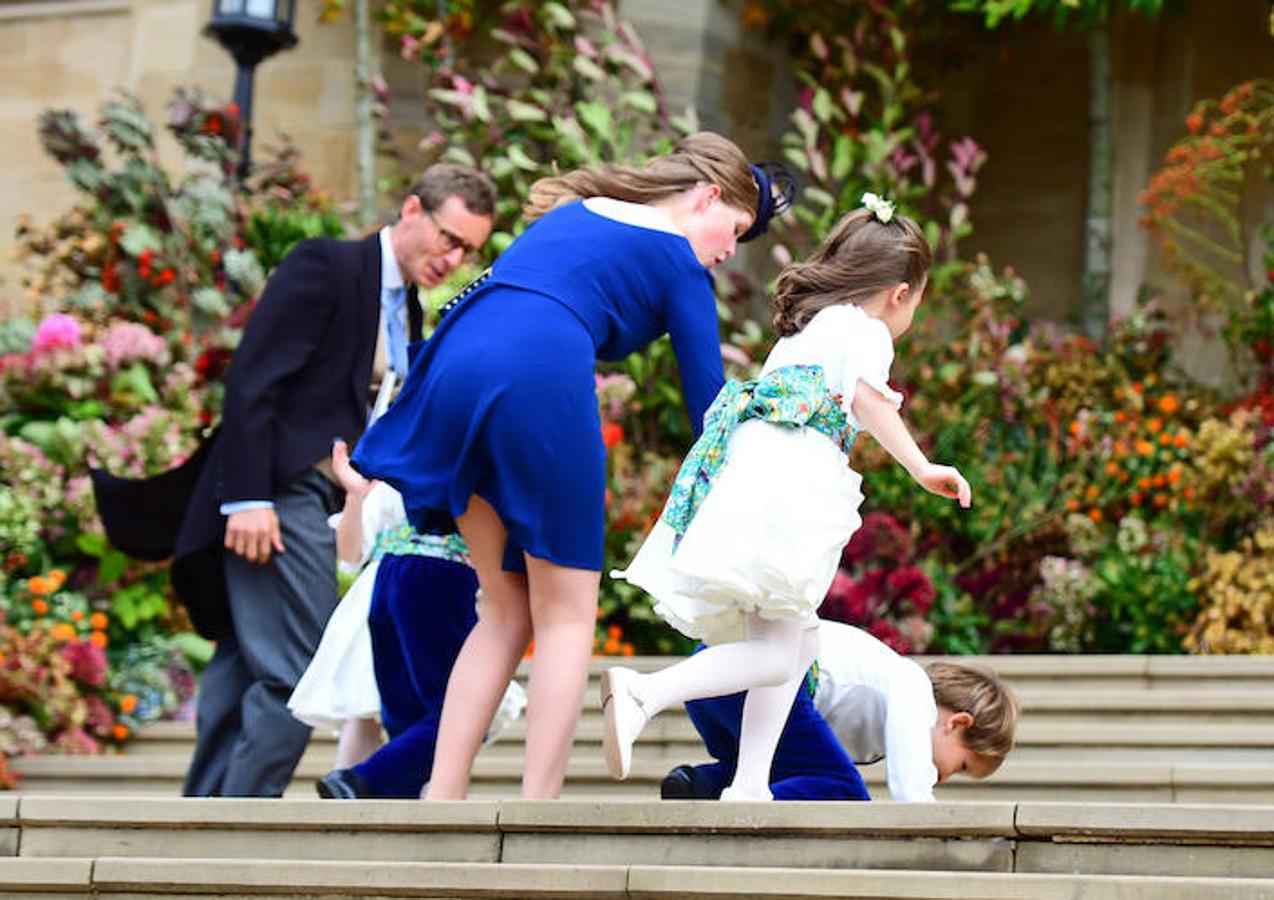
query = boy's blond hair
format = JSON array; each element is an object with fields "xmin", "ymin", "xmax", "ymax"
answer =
[{"xmin": 926, "ymin": 661, "xmax": 1020, "ymax": 770}]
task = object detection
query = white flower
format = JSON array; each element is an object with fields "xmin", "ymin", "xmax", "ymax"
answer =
[{"xmin": 861, "ymin": 192, "xmax": 895, "ymax": 224}]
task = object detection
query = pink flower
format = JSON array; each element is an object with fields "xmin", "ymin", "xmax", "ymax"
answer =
[
  {"xmin": 31, "ymin": 314, "xmax": 81, "ymax": 354},
  {"xmin": 61, "ymin": 639, "xmax": 107, "ymax": 688},
  {"xmin": 99, "ymin": 321, "xmax": 169, "ymax": 369},
  {"xmin": 886, "ymin": 566, "xmax": 936, "ymax": 616}
]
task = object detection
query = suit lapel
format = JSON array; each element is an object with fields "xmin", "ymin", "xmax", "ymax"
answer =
[{"xmin": 350, "ymin": 232, "xmax": 384, "ymax": 421}]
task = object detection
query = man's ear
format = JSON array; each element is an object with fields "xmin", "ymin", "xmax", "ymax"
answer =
[{"xmin": 400, "ymin": 193, "xmax": 423, "ymax": 221}]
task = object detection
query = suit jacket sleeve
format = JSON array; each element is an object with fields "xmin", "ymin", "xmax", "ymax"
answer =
[{"xmin": 218, "ymin": 240, "xmax": 339, "ymax": 503}]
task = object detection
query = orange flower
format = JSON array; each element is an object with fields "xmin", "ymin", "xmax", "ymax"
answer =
[
  {"xmin": 1154, "ymin": 494, "xmax": 1169, "ymax": 508},
  {"xmin": 90, "ymin": 612, "xmax": 108, "ymax": 630},
  {"xmin": 89, "ymin": 631, "xmax": 108, "ymax": 648},
  {"xmin": 1114, "ymin": 411, "xmax": 1128, "ymax": 423},
  {"xmin": 1132, "ymin": 382, "xmax": 1145, "ymax": 394},
  {"xmin": 1153, "ymin": 473, "xmax": 1167, "ymax": 488},
  {"xmin": 1167, "ymin": 467, "xmax": 1183, "ymax": 485},
  {"xmin": 1157, "ymin": 395, "xmax": 1179, "ymax": 415},
  {"xmin": 1104, "ymin": 462, "xmax": 1119, "ymax": 477},
  {"xmin": 1147, "ymin": 418, "xmax": 1163, "ymax": 434},
  {"xmin": 621, "ymin": 642, "xmax": 635, "ymax": 657},
  {"xmin": 120, "ymin": 694, "xmax": 138, "ymax": 714},
  {"xmin": 1131, "ymin": 492, "xmax": 1143, "ymax": 507},
  {"xmin": 603, "ymin": 638, "xmax": 620, "ymax": 655},
  {"xmin": 607, "ymin": 624, "xmax": 622, "ymax": 639},
  {"xmin": 1138, "ymin": 476, "xmax": 1152, "ymax": 490},
  {"xmin": 1113, "ymin": 441, "xmax": 1129, "ymax": 458},
  {"xmin": 50, "ymin": 623, "xmax": 76, "ymax": 642},
  {"xmin": 112, "ymin": 724, "xmax": 129, "ymax": 741},
  {"xmin": 1186, "ymin": 111, "xmax": 1204, "ymax": 134},
  {"xmin": 1084, "ymin": 485, "xmax": 1099, "ymax": 501},
  {"xmin": 600, "ymin": 422, "xmax": 625, "ymax": 450},
  {"xmin": 1135, "ymin": 439, "xmax": 1155, "ymax": 456},
  {"xmin": 28, "ymin": 576, "xmax": 53, "ymax": 596},
  {"xmin": 47, "ymin": 569, "xmax": 67, "ymax": 589},
  {"xmin": 31, "ymin": 599, "xmax": 48, "ymax": 615},
  {"xmin": 1174, "ymin": 433, "xmax": 1189, "ymax": 448},
  {"xmin": 1065, "ymin": 498, "xmax": 1081, "ymax": 512},
  {"xmin": 1068, "ymin": 420, "xmax": 1082, "ymax": 437},
  {"xmin": 1183, "ymin": 486, "xmax": 1196, "ymax": 501},
  {"xmin": 1088, "ymin": 508, "xmax": 1103, "ymax": 523},
  {"xmin": 70, "ymin": 610, "xmax": 84, "ymax": 622}
]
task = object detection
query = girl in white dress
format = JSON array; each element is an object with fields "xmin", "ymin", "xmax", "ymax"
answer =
[{"xmin": 606, "ymin": 196, "xmax": 972, "ymax": 799}]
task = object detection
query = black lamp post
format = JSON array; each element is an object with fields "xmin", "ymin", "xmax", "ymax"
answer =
[{"xmin": 204, "ymin": 0, "xmax": 298, "ymax": 179}]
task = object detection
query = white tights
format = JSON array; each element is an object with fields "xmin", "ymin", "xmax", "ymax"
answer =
[{"xmin": 629, "ymin": 614, "xmax": 818, "ymax": 799}]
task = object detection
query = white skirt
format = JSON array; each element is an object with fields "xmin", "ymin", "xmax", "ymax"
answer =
[
  {"xmin": 288, "ymin": 560, "xmax": 382, "ymax": 734},
  {"xmin": 615, "ymin": 421, "xmax": 864, "ymax": 645}
]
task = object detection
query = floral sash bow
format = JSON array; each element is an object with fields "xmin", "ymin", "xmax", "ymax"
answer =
[
  {"xmin": 661, "ymin": 364, "xmax": 857, "ymax": 540},
  {"xmin": 371, "ymin": 526, "xmax": 469, "ymax": 564}
]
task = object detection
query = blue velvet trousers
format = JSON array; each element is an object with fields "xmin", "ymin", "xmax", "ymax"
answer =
[
  {"xmin": 684, "ymin": 682, "xmax": 871, "ymax": 801},
  {"xmin": 351, "ymin": 554, "xmax": 478, "ymax": 798}
]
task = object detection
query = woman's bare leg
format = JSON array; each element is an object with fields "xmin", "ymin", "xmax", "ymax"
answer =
[
  {"xmin": 333, "ymin": 717, "xmax": 383, "ymax": 769},
  {"xmin": 520, "ymin": 555, "xmax": 600, "ymax": 798},
  {"xmin": 425, "ymin": 495, "xmax": 531, "ymax": 800}
]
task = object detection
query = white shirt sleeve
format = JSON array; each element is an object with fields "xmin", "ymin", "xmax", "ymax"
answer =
[{"xmin": 883, "ymin": 661, "xmax": 939, "ymax": 802}]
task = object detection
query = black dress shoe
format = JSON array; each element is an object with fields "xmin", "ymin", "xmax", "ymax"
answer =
[
  {"xmin": 660, "ymin": 764, "xmax": 711, "ymax": 800},
  {"xmin": 315, "ymin": 768, "xmax": 372, "ymax": 799}
]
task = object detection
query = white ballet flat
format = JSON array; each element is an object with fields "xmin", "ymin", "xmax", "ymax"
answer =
[{"xmin": 601, "ymin": 666, "xmax": 647, "ymax": 780}]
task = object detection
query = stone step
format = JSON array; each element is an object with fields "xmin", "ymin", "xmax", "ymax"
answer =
[
  {"xmin": 12, "ymin": 752, "xmax": 1274, "ymax": 804},
  {"xmin": 8, "ymin": 857, "xmax": 1274, "ymax": 899},
  {"xmin": 9, "ymin": 797, "xmax": 1274, "ymax": 884}
]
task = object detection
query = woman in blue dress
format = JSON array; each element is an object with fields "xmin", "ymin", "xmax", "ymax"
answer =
[{"xmin": 353, "ymin": 132, "xmax": 782, "ymax": 798}]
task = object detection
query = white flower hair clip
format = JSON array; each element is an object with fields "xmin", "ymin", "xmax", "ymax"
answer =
[{"xmin": 861, "ymin": 192, "xmax": 895, "ymax": 224}]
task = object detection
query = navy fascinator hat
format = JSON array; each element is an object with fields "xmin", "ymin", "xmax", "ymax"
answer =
[{"xmin": 738, "ymin": 161, "xmax": 797, "ymax": 243}]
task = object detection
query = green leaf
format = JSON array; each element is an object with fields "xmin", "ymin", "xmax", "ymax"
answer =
[
  {"xmin": 504, "ymin": 99, "xmax": 548, "ymax": 123},
  {"xmin": 619, "ymin": 91, "xmax": 658, "ymax": 115},
  {"xmin": 575, "ymin": 100, "xmax": 613, "ymax": 138},
  {"xmin": 811, "ymin": 88, "xmax": 836, "ymax": 124},
  {"xmin": 76, "ymin": 532, "xmax": 107, "ymax": 558},
  {"xmin": 507, "ymin": 48, "xmax": 539, "ymax": 74},
  {"xmin": 109, "ymin": 362, "xmax": 159, "ymax": 405},
  {"xmin": 572, "ymin": 55, "xmax": 606, "ymax": 82},
  {"xmin": 99, "ymin": 549, "xmax": 127, "ymax": 584},
  {"xmin": 507, "ymin": 144, "xmax": 538, "ymax": 171},
  {"xmin": 471, "ymin": 86, "xmax": 491, "ymax": 122},
  {"xmin": 541, "ymin": 2, "xmax": 576, "ymax": 30},
  {"xmin": 830, "ymin": 135, "xmax": 854, "ymax": 181},
  {"xmin": 119, "ymin": 223, "xmax": 162, "ymax": 257}
]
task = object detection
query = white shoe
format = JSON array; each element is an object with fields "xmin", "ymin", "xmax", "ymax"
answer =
[{"xmin": 601, "ymin": 666, "xmax": 647, "ymax": 780}]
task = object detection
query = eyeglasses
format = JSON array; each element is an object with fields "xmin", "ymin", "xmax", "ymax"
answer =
[{"xmin": 425, "ymin": 209, "xmax": 480, "ymax": 259}]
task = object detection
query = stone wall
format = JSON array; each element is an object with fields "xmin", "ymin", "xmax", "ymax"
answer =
[{"xmin": 0, "ymin": 0, "xmax": 357, "ymax": 312}]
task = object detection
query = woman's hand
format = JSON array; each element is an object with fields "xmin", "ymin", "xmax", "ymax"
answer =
[
  {"xmin": 332, "ymin": 439, "xmax": 375, "ymax": 499},
  {"xmin": 912, "ymin": 463, "xmax": 972, "ymax": 508}
]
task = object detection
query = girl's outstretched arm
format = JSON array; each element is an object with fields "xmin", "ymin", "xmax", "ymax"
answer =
[
  {"xmin": 851, "ymin": 381, "xmax": 972, "ymax": 508},
  {"xmin": 332, "ymin": 439, "xmax": 376, "ymax": 564}
]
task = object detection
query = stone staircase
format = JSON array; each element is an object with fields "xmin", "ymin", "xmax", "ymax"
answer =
[{"xmin": 4, "ymin": 654, "xmax": 1274, "ymax": 897}]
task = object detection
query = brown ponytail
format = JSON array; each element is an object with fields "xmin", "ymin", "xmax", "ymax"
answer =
[
  {"xmin": 523, "ymin": 132, "xmax": 758, "ymax": 224},
  {"xmin": 772, "ymin": 208, "xmax": 931, "ymax": 337}
]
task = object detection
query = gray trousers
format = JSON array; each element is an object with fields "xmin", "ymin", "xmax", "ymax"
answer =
[{"xmin": 182, "ymin": 469, "xmax": 341, "ymax": 797}]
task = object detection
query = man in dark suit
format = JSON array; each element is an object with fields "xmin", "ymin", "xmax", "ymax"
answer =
[{"xmin": 178, "ymin": 165, "xmax": 496, "ymax": 797}]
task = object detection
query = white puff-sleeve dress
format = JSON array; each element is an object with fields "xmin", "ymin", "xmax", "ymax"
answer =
[{"xmin": 615, "ymin": 303, "xmax": 902, "ymax": 645}]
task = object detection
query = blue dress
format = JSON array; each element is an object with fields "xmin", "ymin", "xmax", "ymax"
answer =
[{"xmin": 351, "ymin": 200, "xmax": 725, "ymax": 573}]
